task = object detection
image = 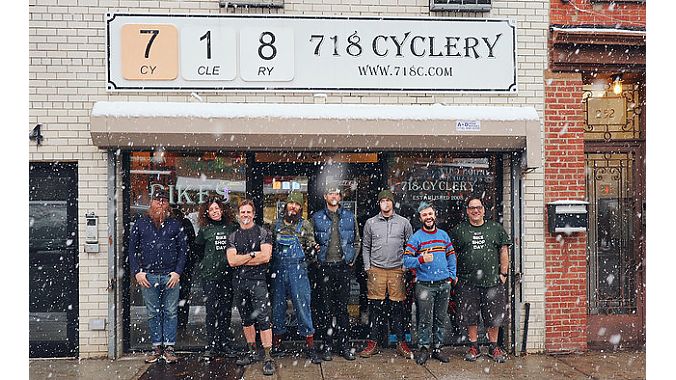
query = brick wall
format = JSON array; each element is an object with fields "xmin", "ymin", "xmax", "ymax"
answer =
[
  {"xmin": 543, "ymin": 71, "xmax": 588, "ymax": 352},
  {"xmin": 550, "ymin": 0, "xmax": 645, "ymax": 28},
  {"xmin": 29, "ymin": 0, "xmax": 548, "ymax": 357}
]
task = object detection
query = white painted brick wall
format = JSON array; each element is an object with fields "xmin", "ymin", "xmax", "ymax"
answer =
[{"xmin": 29, "ymin": 0, "xmax": 547, "ymax": 357}]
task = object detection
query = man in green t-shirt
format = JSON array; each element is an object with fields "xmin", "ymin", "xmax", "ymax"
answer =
[{"xmin": 452, "ymin": 197, "xmax": 511, "ymax": 364}]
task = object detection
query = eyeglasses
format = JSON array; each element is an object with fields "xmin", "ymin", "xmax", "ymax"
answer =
[{"xmin": 467, "ymin": 206, "xmax": 484, "ymax": 211}]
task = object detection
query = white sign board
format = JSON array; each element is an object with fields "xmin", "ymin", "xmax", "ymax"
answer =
[{"xmin": 107, "ymin": 13, "xmax": 517, "ymax": 93}]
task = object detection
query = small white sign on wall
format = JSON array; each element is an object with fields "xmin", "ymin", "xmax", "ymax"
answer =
[{"xmin": 456, "ymin": 120, "xmax": 481, "ymax": 132}]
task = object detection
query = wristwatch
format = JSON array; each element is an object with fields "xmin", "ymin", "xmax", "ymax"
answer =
[{"xmin": 249, "ymin": 251, "xmax": 256, "ymax": 258}]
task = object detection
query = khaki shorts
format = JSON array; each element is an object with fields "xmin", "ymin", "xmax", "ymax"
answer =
[{"xmin": 367, "ymin": 267, "xmax": 406, "ymax": 302}]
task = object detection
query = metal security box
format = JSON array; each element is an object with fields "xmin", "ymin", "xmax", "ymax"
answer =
[{"xmin": 547, "ymin": 200, "xmax": 589, "ymax": 234}]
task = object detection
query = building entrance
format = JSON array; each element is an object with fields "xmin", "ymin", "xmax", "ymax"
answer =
[
  {"xmin": 123, "ymin": 150, "xmax": 508, "ymax": 351},
  {"xmin": 29, "ymin": 162, "xmax": 79, "ymax": 357}
]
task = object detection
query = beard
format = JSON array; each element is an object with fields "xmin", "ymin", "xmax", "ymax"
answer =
[
  {"xmin": 423, "ymin": 219, "xmax": 436, "ymax": 231},
  {"xmin": 148, "ymin": 203, "xmax": 169, "ymax": 226},
  {"xmin": 284, "ymin": 211, "xmax": 301, "ymax": 224}
]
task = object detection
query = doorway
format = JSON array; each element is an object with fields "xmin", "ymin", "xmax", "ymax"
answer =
[
  {"xmin": 585, "ymin": 147, "xmax": 646, "ymax": 349},
  {"xmin": 29, "ymin": 162, "xmax": 79, "ymax": 357},
  {"xmin": 249, "ymin": 152, "xmax": 384, "ymax": 340}
]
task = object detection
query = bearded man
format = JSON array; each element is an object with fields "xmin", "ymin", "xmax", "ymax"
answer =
[
  {"xmin": 129, "ymin": 189, "xmax": 188, "ymax": 364},
  {"xmin": 403, "ymin": 202, "xmax": 457, "ymax": 365},
  {"xmin": 270, "ymin": 192, "xmax": 322, "ymax": 364}
]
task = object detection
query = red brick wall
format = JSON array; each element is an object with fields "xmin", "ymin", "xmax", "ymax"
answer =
[
  {"xmin": 551, "ymin": 0, "xmax": 646, "ymax": 27},
  {"xmin": 544, "ymin": 71, "xmax": 588, "ymax": 352}
]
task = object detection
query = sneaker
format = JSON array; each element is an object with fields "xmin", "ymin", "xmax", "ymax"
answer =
[
  {"xmin": 464, "ymin": 345, "xmax": 481, "ymax": 362},
  {"xmin": 415, "ymin": 347, "xmax": 430, "ymax": 365},
  {"xmin": 163, "ymin": 346, "xmax": 178, "ymax": 364},
  {"xmin": 144, "ymin": 346, "xmax": 163, "ymax": 363},
  {"xmin": 431, "ymin": 348, "xmax": 450, "ymax": 363},
  {"xmin": 262, "ymin": 359, "xmax": 275, "ymax": 376},
  {"xmin": 396, "ymin": 341, "xmax": 413, "ymax": 359},
  {"xmin": 359, "ymin": 340, "xmax": 379, "ymax": 358},
  {"xmin": 488, "ymin": 346, "xmax": 507, "ymax": 363},
  {"xmin": 236, "ymin": 351, "xmax": 256, "ymax": 366},
  {"xmin": 320, "ymin": 346, "xmax": 333, "ymax": 362},
  {"xmin": 341, "ymin": 348, "xmax": 356, "ymax": 361},
  {"xmin": 306, "ymin": 347, "xmax": 322, "ymax": 364}
]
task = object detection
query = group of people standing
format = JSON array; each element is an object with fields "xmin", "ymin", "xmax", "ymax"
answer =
[{"xmin": 128, "ymin": 183, "xmax": 511, "ymax": 376}]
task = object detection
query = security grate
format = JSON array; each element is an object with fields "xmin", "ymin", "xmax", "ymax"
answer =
[{"xmin": 430, "ymin": 0, "xmax": 491, "ymax": 12}]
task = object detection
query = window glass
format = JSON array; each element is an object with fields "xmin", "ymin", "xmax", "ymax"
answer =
[
  {"xmin": 127, "ymin": 151, "xmax": 246, "ymax": 350},
  {"xmin": 387, "ymin": 153, "xmax": 498, "ymax": 231}
]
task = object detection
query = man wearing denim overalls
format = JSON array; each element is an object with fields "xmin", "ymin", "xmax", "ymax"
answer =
[{"xmin": 270, "ymin": 192, "xmax": 322, "ymax": 364}]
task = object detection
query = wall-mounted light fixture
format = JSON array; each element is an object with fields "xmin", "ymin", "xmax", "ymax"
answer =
[{"xmin": 612, "ymin": 74, "xmax": 623, "ymax": 95}]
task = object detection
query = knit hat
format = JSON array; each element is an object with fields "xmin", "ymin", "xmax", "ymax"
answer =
[
  {"xmin": 417, "ymin": 201, "xmax": 433, "ymax": 213},
  {"xmin": 151, "ymin": 189, "xmax": 169, "ymax": 200},
  {"xmin": 286, "ymin": 191, "xmax": 304, "ymax": 206},
  {"xmin": 378, "ymin": 189, "xmax": 394, "ymax": 202}
]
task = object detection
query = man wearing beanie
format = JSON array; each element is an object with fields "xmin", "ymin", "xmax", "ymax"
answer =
[
  {"xmin": 403, "ymin": 202, "xmax": 457, "ymax": 365},
  {"xmin": 270, "ymin": 192, "xmax": 322, "ymax": 364},
  {"xmin": 359, "ymin": 189, "xmax": 414, "ymax": 359}
]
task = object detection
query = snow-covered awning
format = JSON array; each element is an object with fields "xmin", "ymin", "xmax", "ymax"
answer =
[{"xmin": 90, "ymin": 102, "xmax": 542, "ymax": 168}]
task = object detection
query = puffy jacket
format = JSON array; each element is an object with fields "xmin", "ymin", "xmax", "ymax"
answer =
[{"xmin": 311, "ymin": 207, "xmax": 359, "ymax": 265}]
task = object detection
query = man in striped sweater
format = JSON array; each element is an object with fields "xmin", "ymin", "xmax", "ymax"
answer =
[{"xmin": 403, "ymin": 202, "xmax": 457, "ymax": 365}]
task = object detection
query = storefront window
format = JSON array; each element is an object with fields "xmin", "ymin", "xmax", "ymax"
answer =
[
  {"xmin": 127, "ymin": 151, "xmax": 246, "ymax": 350},
  {"xmin": 387, "ymin": 154, "xmax": 499, "ymax": 231}
]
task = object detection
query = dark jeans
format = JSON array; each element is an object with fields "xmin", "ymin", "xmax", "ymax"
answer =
[
  {"xmin": 318, "ymin": 262, "xmax": 351, "ymax": 351},
  {"xmin": 368, "ymin": 300, "xmax": 404, "ymax": 343},
  {"xmin": 415, "ymin": 280, "xmax": 451, "ymax": 350},
  {"xmin": 202, "ymin": 277, "xmax": 233, "ymax": 351},
  {"xmin": 177, "ymin": 267, "xmax": 194, "ymax": 328}
]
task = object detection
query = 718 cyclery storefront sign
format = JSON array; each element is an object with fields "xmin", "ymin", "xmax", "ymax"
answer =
[{"xmin": 106, "ymin": 14, "xmax": 517, "ymax": 92}]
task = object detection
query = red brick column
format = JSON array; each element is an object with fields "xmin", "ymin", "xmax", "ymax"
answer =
[{"xmin": 544, "ymin": 71, "xmax": 588, "ymax": 352}]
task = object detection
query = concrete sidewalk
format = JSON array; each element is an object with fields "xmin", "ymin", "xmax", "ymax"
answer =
[{"xmin": 29, "ymin": 348, "xmax": 645, "ymax": 380}]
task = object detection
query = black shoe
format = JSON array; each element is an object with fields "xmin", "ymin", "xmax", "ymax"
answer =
[
  {"xmin": 320, "ymin": 346, "xmax": 333, "ymax": 361},
  {"xmin": 432, "ymin": 349, "xmax": 450, "ymax": 363},
  {"xmin": 341, "ymin": 348, "xmax": 356, "ymax": 361},
  {"xmin": 306, "ymin": 347, "xmax": 322, "ymax": 364},
  {"xmin": 236, "ymin": 351, "xmax": 256, "ymax": 366},
  {"xmin": 262, "ymin": 359, "xmax": 275, "ymax": 376},
  {"xmin": 220, "ymin": 346, "xmax": 238, "ymax": 359},
  {"xmin": 270, "ymin": 345, "xmax": 286, "ymax": 358},
  {"xmin": 415, "ymin": 348, "xmax": 430, "ymax": 365},
  {"xmin": 201, "ymin": 348, "xmax": 215, "ymax": 361}
]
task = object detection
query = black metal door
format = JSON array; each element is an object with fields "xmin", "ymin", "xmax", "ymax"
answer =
[{"xmin": 29, "ymin": 162, "xmax": 79, "ymax": 357}]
